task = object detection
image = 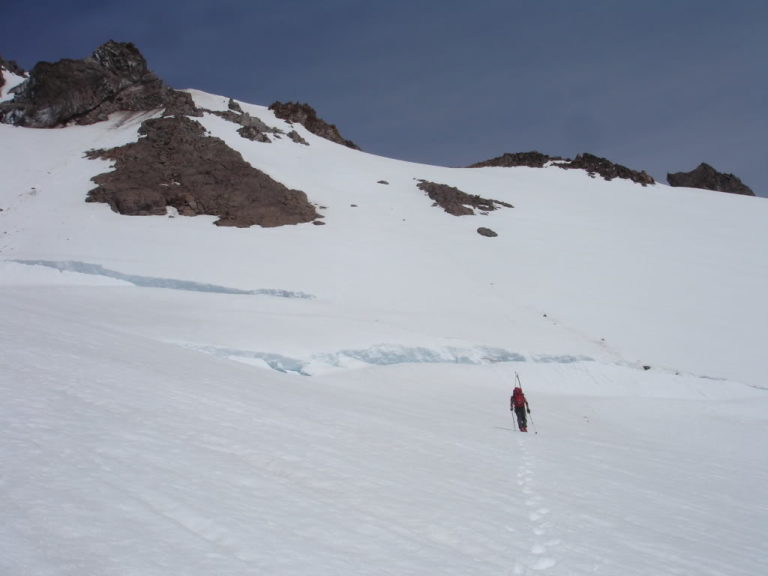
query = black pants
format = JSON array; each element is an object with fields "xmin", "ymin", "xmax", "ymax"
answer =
[{"xmin": 514, "ymin": 406, "xmax": 528, "ymax": 431}]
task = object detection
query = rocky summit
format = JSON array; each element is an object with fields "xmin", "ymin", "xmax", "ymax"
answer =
[
  {"xmin": 0, "ymin": 41, "xmax": 330, "ymax": 228},
  {"xmin": 667, "ymin": 163, "xmax": 755, "ymax": 196},
  {"xmin": 0, "ymin": 41, "xmax": 197, "ymax": 127},
  {"xmin": 468, "ymin": 151, "xmax": 560, "ymax": 169}
]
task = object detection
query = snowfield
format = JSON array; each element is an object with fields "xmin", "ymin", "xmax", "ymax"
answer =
[{"xmin": 1, "ymin": 84, "xmax": 767, "ymax": 575}]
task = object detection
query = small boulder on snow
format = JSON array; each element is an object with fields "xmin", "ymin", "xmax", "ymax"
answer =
[{"xmin": 477, "ymin": 227, "xmax": 498, "ymax": 237}]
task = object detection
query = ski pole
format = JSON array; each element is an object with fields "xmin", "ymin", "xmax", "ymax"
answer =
[{"xmin": 528, "ymin": 410, "xmax": 537, "ymax": 435}]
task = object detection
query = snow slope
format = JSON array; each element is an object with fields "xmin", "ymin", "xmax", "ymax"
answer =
[{"xmin": 1, "ymin": 83, "xmax": 767, "ymax": 575}]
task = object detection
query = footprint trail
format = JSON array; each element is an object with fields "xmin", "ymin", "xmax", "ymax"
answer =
[{"xmin": 510, "ymin": 437, "xmax": 560, "ymax": 575}]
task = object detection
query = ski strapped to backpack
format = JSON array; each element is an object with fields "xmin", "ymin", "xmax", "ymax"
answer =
[{"xmin": 514, "ymin": 371, "xmax": 536, "ymax": 434}]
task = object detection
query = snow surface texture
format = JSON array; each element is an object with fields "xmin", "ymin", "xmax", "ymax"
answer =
[
  {"xmin": 1, "ymin": 85, "xmax": 767, "ymax": 575},
  {"xmin": 0, "ymin": 68, "xmax": 26, "ymax": 102}
]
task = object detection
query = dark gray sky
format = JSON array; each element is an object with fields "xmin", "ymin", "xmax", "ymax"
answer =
[{"xmin": 2, "ymin": 0, "xmax": 766, "ymax": 195}]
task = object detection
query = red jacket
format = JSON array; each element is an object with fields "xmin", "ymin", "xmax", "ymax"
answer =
[{"xmin": 511, "ymin": 387, "xmax": 528, "ymax": 409}]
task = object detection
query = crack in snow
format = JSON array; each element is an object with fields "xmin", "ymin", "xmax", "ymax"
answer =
[
  {"xmin": 10, "ymin": 260, "xmax": 315, "ymax": 299},
  {"xmin": 178, "ymin": 343, "xmax": 593, "ymax": 375}
]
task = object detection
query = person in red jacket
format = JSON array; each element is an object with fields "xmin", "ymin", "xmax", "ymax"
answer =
[{"xmin": 510, "ymin": 386, "xmax": 531, "ymax": 432}]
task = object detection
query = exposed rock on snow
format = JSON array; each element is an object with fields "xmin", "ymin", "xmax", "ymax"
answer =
[
  {"xmin": 477, "ymin": 227, "xmax": 498, "ymax": 237},
  {"xmin": 667, "ymin": 163, "xmax": 755, "ymax": 196},
  {"xmin": 227, "ymin": 98, "xmax": 243, "ymax": 113},
  {"xmin": 269, "ymin": 101, "xmax": 360, "ymax": 149},
  {"xmin": 0, "ymin": 41, "xmax": 199, "ymax": 127},
  {"xmin": 469, "ymin": 151, "xmax": 561, "ymax": 168},
  {"xmin": 237, "ymin": 124, "xmax": 273, "ymax": 142},
  {"xmin": 207, "ymin": 107, "xmax": 282, "ymax": 143},
  {"xmin": 86, "ymin": 116, "xmax": 319, "ymax": 227},
  {"xmin": 471, "ymin": 150, "xmax": 655, "ymax": 186},
  {"xmin": 560, "ymin": 153, "xmax": 655, "ymax": 186},
  {"xmin": 416, "ymin": 180, "xmax": 513, "ymax": 216},
  {"xmin": 287, "ymin": 130, "xmax": 309, "ymax": 145}
]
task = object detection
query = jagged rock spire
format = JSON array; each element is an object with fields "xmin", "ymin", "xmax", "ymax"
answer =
[{"xmin": 0, "ymin": 41, "xmax": 197, "ymax": 127}]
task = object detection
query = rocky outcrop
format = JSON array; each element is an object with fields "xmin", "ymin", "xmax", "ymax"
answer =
[
  {"xmin": 667, "ymin": 163, "xmax": 754, "ymax": 196},
  {"xmin": 560, "ymin": 153, "xmax": 655, "ymax": 186},
  {"xmin": 0, "ymin": 41, "xmax": 199, "ymax": 127},
  {"xmin": 287, "ymin": 130, "xmax": 309, "ymax": 145},
  {"xmin": 470, "ymin": 150, "xmax": 655, "ymax": 186},
  {"xmin": 207, "ymin": 99, "xmax": 312, "ymax": 145},
  {"xmin": 237, "ymin": 124, "xmax": 272, "ymax": 143},
  {"xmin": 269, "ymin": 101, "xmax": 360, "ymax": 149},
  {"xmin": 469, "ymin": 151, "xmax": 560, "ymax": 168},
  {"xmin": 86, "ymin": 116, "xmax": 319, "ymax": 227},
  {"xmin": 163, "ymin": 88, "xmax": 201, "ymax": 118},
  {"xmin": 417, "ymin": 180, "xmax": 513, "ymax": 216},
  {"xmin": 208, "ymin": 105, "xmax": 282, "ymax": 143},
  {"xmin": 227, "ymin": 98, "xmax": 243, "ymax": 113}
]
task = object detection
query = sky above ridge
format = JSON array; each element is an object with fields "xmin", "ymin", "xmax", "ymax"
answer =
[{"xmin": 2, "ymin": 0, "xmax": 766, "ymax": 196}]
